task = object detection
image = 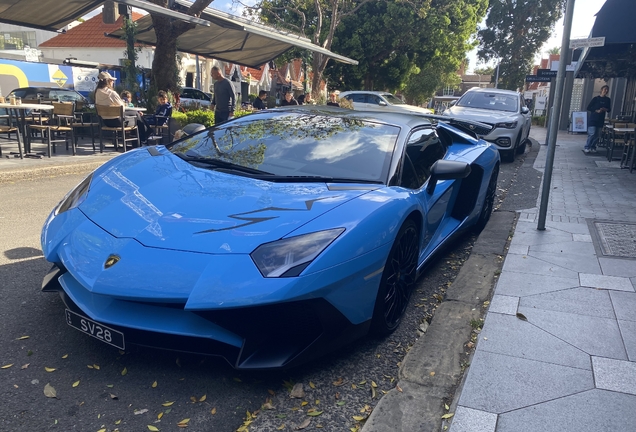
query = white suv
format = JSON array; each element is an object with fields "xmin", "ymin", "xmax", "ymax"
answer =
[
  {"xmin": 340, "ymin": 91, "xmax": 433, "ymax": 115},
  {"xmin": 443, "ymin": 88, "xmax": 531, "ymax": 162}
]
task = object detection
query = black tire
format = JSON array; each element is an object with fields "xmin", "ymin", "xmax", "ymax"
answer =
[
  {"xmin": 371, "ymin": 219, "xmax": 419, "ymax": 336},
  {"xmin": 473, "ymin": 166, "xmax": 499, "ymax": 233},
  {"xmin": 516, "ymin": 137, "xmax": 528, "ymax": 155}
]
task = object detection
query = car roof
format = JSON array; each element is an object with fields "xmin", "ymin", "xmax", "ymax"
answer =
[
  {"xmin": 464, "ymin": 87, "xmax": 521, "ymax": 96},
  {"xmin": 340, "ymin": 90, "xmax": 393, "ymax": 96},
  {"xmin": 12, "ymin": 87, "xmax": 80, "ymax": 92}
]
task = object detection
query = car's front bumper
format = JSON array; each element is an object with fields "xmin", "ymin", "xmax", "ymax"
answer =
[{"xmin": 43, "ymin": 263, "xmax": 369, "ymax": 369}]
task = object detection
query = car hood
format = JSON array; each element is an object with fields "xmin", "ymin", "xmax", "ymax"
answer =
[
  {"xmin": 79, "ymin": 149, "xmax": 373, "ymax": 254},
  {"xmin": 390, "ymin": 104, "xmax": 434, "ymax": 114},
  {"xmin": 444, "ymin": 106, "xmax": 518, "ymax": 123}
]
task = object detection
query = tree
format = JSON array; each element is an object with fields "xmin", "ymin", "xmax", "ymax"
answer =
[
  {"xmin": 245, "ymin": 0, "xmax": 377, "ymax": 99},
  {"xmin": 478, "ymin": 0, "xmax": 566, "ymax": 90},
  {"xmin": 547, "ymin": 46, "xmax": 560, "ymax": 55},
  {"xmin": 146, "ymin": 0, "xmax": 213, "ymax": 93},
  {"xmin": 473, "ymin": 66, "xmax": 495, "ymax": 75},
  {"xmin": 326, "ymin": 0, "xmax": 487, "ymax": 101}
]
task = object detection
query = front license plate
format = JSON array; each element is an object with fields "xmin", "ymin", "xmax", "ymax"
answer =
[{"xmin": 65, "ymin": 309, "xmax": 125, "ymax": 350}]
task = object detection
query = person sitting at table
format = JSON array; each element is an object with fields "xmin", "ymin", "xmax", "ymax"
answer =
[
  {"xmin": 280, "ymin": 91, "xmax": 298, "ymax": 106},
  {"xmin": 94, "ymin": 71, "xmax": 150, "ymax": 143},
  {"xmin": 145, "ymin": 90, "xmax": 172, "ymax": 126},
  {"xmin": 120, "ymin": 90, "xmax": 134, "ymax": 107}
]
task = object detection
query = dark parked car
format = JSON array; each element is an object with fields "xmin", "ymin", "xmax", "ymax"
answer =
[{"xmin": 8, "ymin": 87, "xmax": 90, "ymax": 105}]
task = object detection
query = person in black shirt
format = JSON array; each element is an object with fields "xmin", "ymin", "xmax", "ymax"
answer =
[
  {"xmin": 253, "ymin": 90, "xmax": 267, "ymax": 110},
  {"xmin": 281, "ymin": 91, "xmax": 298, "ymax": 106},
  {"xmin": 584, "ymin": 85, "xmax": 611, "ymax": 153},
  {"xmin": 326, "ymin": 92, "xmax": 340, "ymax": 107}
]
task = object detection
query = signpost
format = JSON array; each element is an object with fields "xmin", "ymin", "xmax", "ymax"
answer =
[
  {"xmin": 537, "ymin": 69, "xmax": 558, "ymax": 78},
  {"xmin": 569, "ymin": 37, "xmax": 605, "ymax": 49},
  {"xmin": 526, "ymin": 75, "xmax": 552, "ymax": 82}
]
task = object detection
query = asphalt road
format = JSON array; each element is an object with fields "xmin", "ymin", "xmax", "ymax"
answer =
[{"xmin": 0, "ymin": 145, "xmax": 536, "ymax": 432}]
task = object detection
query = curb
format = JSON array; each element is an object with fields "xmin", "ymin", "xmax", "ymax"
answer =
[
  {"xmin": 0, "ymin": 159, "xmax": 110, "ymax": 184},
  {"xmin": 361, "ymin": 211, "xmax": 516, "ymax": 432}
]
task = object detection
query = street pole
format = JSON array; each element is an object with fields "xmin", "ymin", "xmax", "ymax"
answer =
[
  {"xmin": 494, "ymin": 62, "xmax": 500, "ymax": 89},
  {"xmin": 537, "ymin": 0, "xmax": 575, "ymax": 230}
]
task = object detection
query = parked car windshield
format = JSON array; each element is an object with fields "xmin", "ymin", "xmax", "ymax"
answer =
[
  {"xmin": 456, "ymin": 92, "xmax": 519, "ymax": 113},
  {"xmin": 383, "ymin": 93, "xmax": 405, "ymax": 105},
  {"xmin": 168, "ymin": 111, "xmax": 400, "ymax": 183}
]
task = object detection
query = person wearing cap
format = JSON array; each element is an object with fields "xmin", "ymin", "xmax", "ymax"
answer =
[{"xmin": 95, "ymin": 71, "xmax": 150, "ymax": 143}]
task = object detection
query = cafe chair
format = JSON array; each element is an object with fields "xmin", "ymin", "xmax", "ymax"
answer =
[
  {"xmin": 96, "ymin": 105, "xmax": 140, "ymax": 152},
  {"xmin": 72, "ymin": 107, "xmax": 99, "ymax": 152},
  {"xmin": 619, "ymin": 125, "xmax": 636, "ymax": 172},
  {"xmin": 607, "ymin": 122, "xmax": 628, "ymax": 162},
  {"xmin": 27, "ymin": 102, "xmax": 76, "ymax": 157},
  {"xmin": 0, "ymin": 109, "xmax": 24, "ymax": 159}
]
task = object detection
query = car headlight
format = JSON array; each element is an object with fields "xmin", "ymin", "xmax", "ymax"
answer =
[
  {"xmin": 54, "ymin": 173, "xmax": 93, "ymax": 215},
  {"xmin": 251, "ymin": 228, "xmax": 345, "ymax": 278},
  {"xmin": 495, "ymin": 121, "xmax": 518, "ymax": 129}
]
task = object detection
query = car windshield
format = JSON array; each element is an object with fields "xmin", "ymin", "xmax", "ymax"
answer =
[
  {"xmin": 383, "ymin": 93, "xmax": 405, "ymax": 105},
  {"xmin": 168, "ymin": 111, "xmax": 400, "ymax": 183},
  {"xmin": 456, "ymin": 92, "xmax": 518, "ymax": 113}
]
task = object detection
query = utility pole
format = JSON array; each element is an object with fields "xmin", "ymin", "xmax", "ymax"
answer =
[{"xmin": 537, "ymin": 0, "xmax": 576, "ymax": 230}]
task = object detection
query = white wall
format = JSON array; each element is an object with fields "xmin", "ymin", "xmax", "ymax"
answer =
[{"xmin": 38, "ymin": 47, "xmax": 154, "ymax": 69}]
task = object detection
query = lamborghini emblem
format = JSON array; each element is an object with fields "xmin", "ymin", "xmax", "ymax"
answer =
[{"xmin": 104, "ymin": 255, "xmax": 120, "ymax": 269}]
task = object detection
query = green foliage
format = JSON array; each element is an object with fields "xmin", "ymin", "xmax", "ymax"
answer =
[
  {"xmin": 170, "ymin": 109, "xmax": 253, "ymax": 129},
  {"xmin": 325, "ymin": 0, "xmax": 488, "ymax": 102},
  {"xmin": 473, "ymin": 66, "xmax": 495, "ymax": 75},
  {"xmin": 121, "ymin": 17, "xmax": 142, "ymax": 93},
  {"xmin": 478, "ymin": 0, "xmax": 566, "ymax": 90},
  {"xmin": 171, "ymin": 111, "xmax": 188, "ymax": 127}
]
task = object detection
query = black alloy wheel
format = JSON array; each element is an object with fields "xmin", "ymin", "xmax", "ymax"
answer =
[
  {"xmin": 371, "ymin": 219, "xmax": 419, "ymax": 335},
  {"xmin": 473, "ymin": 165, "xmax": 499, "ymax": 233}
]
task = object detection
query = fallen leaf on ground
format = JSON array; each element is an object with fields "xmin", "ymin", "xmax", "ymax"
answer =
[
  {"xmin": 199, "ymin": 394, "xmax": 206, "ymax": 402},
  {"xmin": 1, "ymin": 364, "xmax": 14, "ymax": 369},
  {"xmin": 62, "ymin": 354, "xmax": 68, "ymax": 359},
  {"xmin": 93, "ymin": 364, "xmax": 100, "ymax": 370},
  {"xmin": 516, "ymin": 312, "xmax": 528, "ymax": 321},
  {"xmin": 307, "ymin": 410, "xmax": 323, "ymax": 417},
  {"xmin": 158, "ymin": 412, "xmax": 163, "ymax": 420},
  {"xmin": 147, "ymin": 426, "xmax": 159, "ymax": 431},
  {"xmin": 135, "ymin": 409, "xmax": 149, "ymax": 415},
  {"xmin": 45, "ymin": 367, "xmax": 56, "ymax": 372},
  {"xmin": 152, "ymin": 381, "xmax": 157, "ymax": 388},
  {"xmin": 109, "ymin": 393, "xmax": 118, "ymax": 400},
  {"xmin": 295, "ymin": 418, "xmax": 311, "ymax": 430},
  {"xmin": 290, "ymin": 383, "xmax": 305, "ymax": 398},
  {"xmin": 72, "ymin": 380, "xmax": 80, "ymax": 387},
  {"xmin": 211, "ymin": 407, "xmax": 217, "ymax": 415},
  {"xmin": 121, "ymin": 367, "xmax": 127, "ymax": 376},
  {"xmin": 309, "ymin": 381, "xmax": 316, "ymax": 389},
  {"xmin": 21, "ymin": 363, "xmax": 29, "ymax": 369},
  {"xmin": 43, "ymin": 383, "xmax": 57, "ymax": 398},
  {"xmin": 441, "ymin": 413, "xmax": 454, "ymax": 419},
  {"xmin": 332, "ymin": 377, "xmax": 344, "ymax": 386},
  {"xmin": 352, "ymin": 416, "xmax": 366, "ymax": 421},
  {"xmin": 162, "ymin": 401, "xmax": 175, "ymax": 407},
  {"xmin": 15, "ymin": 336, "xmax": 29, "ymax": 340}
]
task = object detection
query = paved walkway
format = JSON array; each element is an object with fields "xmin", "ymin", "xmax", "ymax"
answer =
[{"xmin": 450, "ymin": 128, "xmax": 636, "ymax": 431}]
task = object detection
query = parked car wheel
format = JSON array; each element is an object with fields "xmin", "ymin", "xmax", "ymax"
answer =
[
  {"xmin": 473, "ymin": 166, "xmax": 499, "ymax": 233},
  {"xmin": 371, "ymin": 219, "xmax": 419, "ymax": 336},
  {"xmin": 516, "ymin": 137, "xmax": 528, "ymax": 155}
]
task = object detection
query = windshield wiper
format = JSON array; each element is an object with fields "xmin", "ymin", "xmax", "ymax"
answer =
[
  {"xmin": 248, "ymin": 175, "xmax": 383, "ymax": 184},
  {"xmin": 174, "ymin": 152, "xmax": 273, "ymax": 175}
]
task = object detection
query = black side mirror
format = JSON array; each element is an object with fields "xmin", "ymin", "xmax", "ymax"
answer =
[{"xmin": 426, "ymin": 160, "xmax": 472, "ymax": 195}]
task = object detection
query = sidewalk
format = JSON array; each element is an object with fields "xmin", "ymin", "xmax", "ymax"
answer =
[
  {"xmin": 449, "ymin": 128, "xmax": 636, "ymax": 431},
  {"xmin": 0, "ymin": 137, "xmax": 118, "ymax": 182}
]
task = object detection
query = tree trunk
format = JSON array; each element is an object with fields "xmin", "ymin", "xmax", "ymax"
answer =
[{"xmin": 151, "ymin": 17, "xmax": 181, "ymax": 93}]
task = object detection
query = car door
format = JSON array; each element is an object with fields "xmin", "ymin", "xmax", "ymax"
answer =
[{"xmin": 399, "ymin": 127, "xmax": 457, "ymax": 260}]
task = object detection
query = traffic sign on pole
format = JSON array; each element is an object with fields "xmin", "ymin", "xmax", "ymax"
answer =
[
  {"xmin": 526, "ymin": 75, "xmax": 552, "ymax": 82},
  {"xmin": 537, "ymin": 69, "xmax": 558, "ymax": 78},
  {"xmin": 569, "ymin": 37, "xmax": 605, "ymax": 49}
]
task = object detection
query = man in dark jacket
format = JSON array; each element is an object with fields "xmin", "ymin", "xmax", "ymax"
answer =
[
  {"xmin": 280, "ymin": 91, "xmax": 298, "ymax": 106},
  {"xmin": 253, "ymin": 90, "xmax": 267, "ymax": 110},
  {"xmin": 211, "ymin": 66, "xmax": 236, "ymax": 124},
  {"xmin": 584, "ymin": 85, "xmax": 611, "ymax": 153}
]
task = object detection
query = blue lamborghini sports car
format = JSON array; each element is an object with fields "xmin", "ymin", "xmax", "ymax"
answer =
[{"xmin": 41, "ymin": 106, "xmax": 499, "ymax": 369}]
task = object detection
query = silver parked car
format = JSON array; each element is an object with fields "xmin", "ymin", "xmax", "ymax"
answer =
[
  {"xmin": 179, "ymin": 87, "xmax": 212, "ymax": 108},
  {"xmin": 340, "ymin": 91, "xmax": 433, "ymax": 115},
  {"xmin": 443, "ymin": 88, "xmax": 531, "ymax": 162}
]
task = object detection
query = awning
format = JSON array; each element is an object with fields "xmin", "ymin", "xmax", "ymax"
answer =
[
  {"xmin": 0, "ymin": 0, "xmax": 105, "ymax": 31},
  {"xmin": 107, "ymin": 0, "xmax": 358, "ymax": 67},
  {"xmin": 0, "ymin": 0, "xmax": 357, "ymax": 67},
  {"xmin": 576, "ymin": 0, "xmax": 636, "ymax": 78}
]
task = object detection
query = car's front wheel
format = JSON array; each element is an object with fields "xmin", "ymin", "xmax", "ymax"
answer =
[
  {"xmin": 371, "ymin": 219, "xmax": 419, "ymax": 336},
  {"xmin": 473, "ymin": 165, "xmax": 499, "ymax": 233}
]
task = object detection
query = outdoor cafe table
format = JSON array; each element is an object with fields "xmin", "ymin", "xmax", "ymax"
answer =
[{"xmin": 0, "ymin": 102, "xmax": 54, "ymax": 155}]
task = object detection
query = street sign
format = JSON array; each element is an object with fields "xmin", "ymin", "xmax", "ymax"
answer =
[
  {"xmin": 537, "ymin": 69, "xmax": 557, "ymax": 78},
  {"xmin": 526, "ymin": 75, "xmax": 551, "ymax": 82},
  {"xmin": 569, "ymin": 37, "xmax": 605, "ymax": 49}
]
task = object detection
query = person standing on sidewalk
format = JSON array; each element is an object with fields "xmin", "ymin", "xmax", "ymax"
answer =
[
  {"xmin": 584, "ymin": 85, "xmax": 611, "ymax": 154},
  {"xmin": 210, "ymin": 66, "xmax": 236, "ymax": 125}
]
